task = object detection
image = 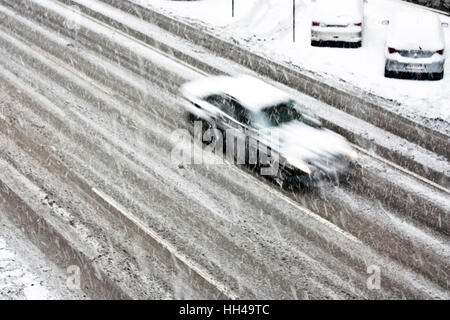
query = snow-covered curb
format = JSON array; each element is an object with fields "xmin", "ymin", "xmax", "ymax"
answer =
[{"xmin": 0, "ymin": 215, "xmax": 88, "ymax": 299}]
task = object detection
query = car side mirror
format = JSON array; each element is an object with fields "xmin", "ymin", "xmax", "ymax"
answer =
[
  {"xmin": 381, "ymin": 20, "xmax": 389, "ymax": 26},
  {"xmin": 442, "ymin": 22, "xmax": 449, "ymax": 28}
]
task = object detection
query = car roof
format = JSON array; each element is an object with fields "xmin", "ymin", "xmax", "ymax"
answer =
[
  {"xmin": 181, "ymin": 75, "xmax": 291, "ymax": 112},
  {"xmin": 387, "ymin": 11, "xmax": 445, "ymax": 51}
]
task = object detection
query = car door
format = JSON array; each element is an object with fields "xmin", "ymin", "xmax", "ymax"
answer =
[
  {"xmin": 226, "ymin": 98, "xmax": 261, "ymax": 165},
  {"xmin": 203, "ymin": 94, "xmax": 256, "ymax": 165},
  {"xmin": 202, "ymin": 93, "xmax": 238, "ymax": 127},
  {"xmin": 203, "ymin": 94, "xmax": 228, "ymax": 125}
]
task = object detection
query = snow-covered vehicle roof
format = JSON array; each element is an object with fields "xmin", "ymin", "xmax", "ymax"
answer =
[
  {"xmin": 181, "ymin": 75, "xmax": 291, "ymax": 112},
  {"xmin": 386, "ymin": 11, "xmax": 445, "ymax": 51},
  {"xmin": 312, "ymin": 0, "xmax": 364, "ymax": 24}
]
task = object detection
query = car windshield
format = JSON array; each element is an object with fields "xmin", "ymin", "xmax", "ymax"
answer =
[
  {"xmin": 258, "ymin": 100, "xmax": 305, "ymax": 127},
  {"xmin": 252, "ymin": 100, "xmax": 322, "ymax": 129}
]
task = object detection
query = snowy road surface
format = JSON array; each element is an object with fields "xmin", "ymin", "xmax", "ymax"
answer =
[
  {"xmin": 0, "ymin": 0, "xmax": 448, "ymax": 299},
  {"xmin": 0, "ymin": 208, "xmax": 87, "ymax": 299}
]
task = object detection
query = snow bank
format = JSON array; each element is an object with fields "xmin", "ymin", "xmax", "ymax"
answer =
[{"xmin": 312, "ymin": 0, "xmax": 364, "ymax": 24}]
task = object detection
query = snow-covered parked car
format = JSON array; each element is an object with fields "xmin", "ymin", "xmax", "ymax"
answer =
[
  {"xmin": 311, "ymin": 0, "xmax": 365, "ymax": 47},
  {"xmin": 180, "ymin": 75, "xmax": 357, "ymax": 188},
  {"xmin": 383, "ymin": 11, "xmax": 448, "ymax": 80}
]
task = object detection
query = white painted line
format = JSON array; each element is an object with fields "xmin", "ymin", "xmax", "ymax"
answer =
[
  {"xmin": 28, "ymin": 43, "xmax": 116, "ymax": 96},
  {"xmin": 92, "ymin": 187, "xmax": 239, "ymax": 300},
  {"xmin": 54, "ymin": 0, "xmax": 209, "ymax": 77},
  {"xmin": 228, "ymin": 165, "xmax": 363, "ymax": 245},
  {"xmin": 351, "ymin": 143, "xmax": 450, "ymax": 195}
]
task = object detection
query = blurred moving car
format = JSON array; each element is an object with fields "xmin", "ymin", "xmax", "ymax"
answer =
[
  {"xmin": 383, "ymin": 11, "xmax": 448, "ymax": 80},
  {"xmin": 180, "ymin": 75, "xmax": 357, "ymax": 188},
  {"xmin": 311, "ymin": 0, "xmax": 365, "ymax": 47}
]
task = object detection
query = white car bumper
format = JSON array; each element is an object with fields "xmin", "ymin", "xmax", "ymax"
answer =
[
  {"xmin": 385, "ymin": 52, "xmax": 445, "ymax": 74},
  {"xmin": 311, "ymin": 26, "xmax": 362, "ymax": 43}
]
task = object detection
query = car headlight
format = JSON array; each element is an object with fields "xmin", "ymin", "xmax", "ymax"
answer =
[
  {"xmin": 342, "ymin": 149, "xmax": 358, "ymax": 160},
  {"xmin": 285, "ymin": 157, "xmax": 312, "ymax": 175}
]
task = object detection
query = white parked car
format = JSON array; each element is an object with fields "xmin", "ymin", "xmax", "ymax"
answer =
[
  {"xmin": 383, "ymin": 11, "xmax": 448, "ymax": 80},
  {"xmin": 180, "ymin": 75, "xmax": 357, "ymax": 188},
  {"xmin": 311, "ymin": 0, "xmax": 365, "ymax": 47}
]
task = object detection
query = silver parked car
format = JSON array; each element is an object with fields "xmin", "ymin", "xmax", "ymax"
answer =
[
  {"xmin": 311, "ymin": 0, "xmax": 365, "ymax": 47},
  {"xmin": 383, "ymin": 11, "xmax": 448, "ymax": 80}
]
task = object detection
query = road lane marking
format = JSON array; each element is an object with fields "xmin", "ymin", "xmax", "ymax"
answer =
[
  {"xmin": 53, "ymin": 0, "xmax": 209, "ymax": 77},
  {"xmin": 351, "ymin": 143, "xmax": 450, "ymax": 195},
  {"xmin": 227, "ymin": 165, "xmax": 363, "ymax": 245},
  {"xmin": 92, "ymin": 187, "xmax": 239, "ymax": 300}
]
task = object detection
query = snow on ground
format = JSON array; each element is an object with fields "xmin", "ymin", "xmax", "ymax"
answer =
[
  {"xmin": 136, "ymin": 0, "xmax": 450, "ymax": 132},
  {"xmin": 0, "ymin": 213, "xmax": 87, "ymax": 300}
]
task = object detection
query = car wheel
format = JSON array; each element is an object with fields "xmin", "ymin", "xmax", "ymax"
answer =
[
  {"xmin": 188, "ymin": 117, "xmax": 217, "ymax": 144},
  {"xmin": 273, "ymin": 170, "xmax": 288, "ymax": 189},
  {"xmin": 431, "ymin": 71, "xmax": 444, "ymax": 80},
  {"xmin": 185, "ymin": 111, "xmax": 197, "ymax": 123},
  {"xmin": 384, "ymin": 67, "xmax": 393, "ymax": 78},
  {"xmin": 202, "ymin": 121, "xmax": 222, "ymax": 145}
]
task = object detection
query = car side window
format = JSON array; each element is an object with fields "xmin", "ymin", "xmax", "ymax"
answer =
[
  {"xmin": 204, "ymin": 95, "xmax": 252, "ymax": 127},
  {"xmin": 220, "ymin": 96, "xmax": 236, "ymax": 118},
  {"xmin": 204, "ymin": 94, "xmax": 225, "ymax": 109},
  {"xmin": 232, "ymin": 100, "xmax": 252, "ymax": 127},
  {"xmin": 204, "ymin": 94, "xmax": 234, "ymax": 117}
]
